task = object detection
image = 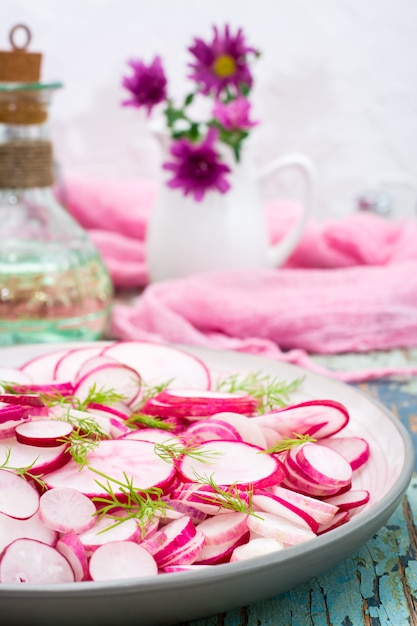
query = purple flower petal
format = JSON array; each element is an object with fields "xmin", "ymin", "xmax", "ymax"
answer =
[{"xmin": 121, "ymin": 55, "xmax": 167, "ymax": 114}]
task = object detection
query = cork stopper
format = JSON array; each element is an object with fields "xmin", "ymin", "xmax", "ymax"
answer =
[{"xmin": 0, "ymin": 24, "xmax": 42, "ymax": 83}]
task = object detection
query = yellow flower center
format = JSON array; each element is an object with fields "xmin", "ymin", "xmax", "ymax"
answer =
[{"xmin": 213, "ymin": 54, "xmax": 237, "ymax": 78}]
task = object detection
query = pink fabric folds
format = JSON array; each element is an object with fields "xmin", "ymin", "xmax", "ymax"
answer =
[{"xmin": 58, "ymin": 175, "xmax": 417, "ymax": 382}]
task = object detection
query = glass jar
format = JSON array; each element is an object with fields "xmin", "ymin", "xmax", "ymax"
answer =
[{"xmin": 0, "ymin": 81, "xmax": 113, "ymax": 345}]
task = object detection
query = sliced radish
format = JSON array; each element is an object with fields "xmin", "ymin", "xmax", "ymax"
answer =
[
  {"xmin": 140, "ymin": 516, "xmax": 197, "ymax": 566},
  {"xmin": 38, "ymin": 487, "xmax": 97, "ymax": 533},
  {"xmin": 15, "ymin": 419, "xmax": 74, "ymax": 447},
  {"xmin": 318, "ymin": 436, "xmax": 370, "ymax": 471},
  {"xmin": 102, "ymin": 341, "xmax": 211, "ymax": 389},
  {"xmin": 0, "ymin": 393, "xmax": 44, "ymax": 407},
  {"xmin": 56, "ymin": 531, "xmax": 89, "ymax": 581},
  {"xmin": 247, "ymin": 511, "xmax": 316, "ymax": 545},
  {"xmin": 78, "ymin": 514, "xmax": 143, "ymax": 554},
  {"xmin": 254, "ymin": 400, "xmax": 349, "ymax": 440},
  {"xmin": 0, "ymin": 437, "xmax": 69, "ymax": 476},
  {"xmin": 0, "ymin": 403, "xmax": 28, "ymax": 424},
  {"xmin": 209, "ymin": 412, "xmax": 267, "ymax": 448},
  {"xmin": 270, "ymin": 485, "xmax": 338, "ymax": 525},
  {"xmin": 181, "ymin": 419, "xmax": 243, "ymax": 445},
  {"xmin": 156, "ymin": 388, "xmax": 257, "ymax": 415},
  {"xmin": 73, "ymin": 362, "xmax": 142, "ymax": 406},
  {"xmin": 324, "ymin": 489, "xmax": 370, "ymax": 511},
  {"xmin": 178, "ymin": 440, "xmax": 286, "ymax": 489},
  {"xmin": 0, "ymin": 538, "xmax": 75, "ymax": 583},
  {"xmin": 252, "ymin": 491, "xmax": 320, "ymax": 532},
  {"xmin": 161, "ymin": 563, "xmax": 213, "ymax": 572},
  {"xmin": 295, "ymin": 442, "xmax": 353, "ymax": 488},
  {"xmin": 19, "ymin": 349, "xmax": 70, "ymax": 382},
  {"xmin": 170, "ymin": 482, "xmax": 250, "ymax": 516},
  {"xmin": 10, "ymin": 381, "xmax": 75, "ymax": 397},
  {"xmin": 53, "ymin": 346, "xmax": 106, "ymax": 382},
  {"xmin": 317, "ymin": 510, "xmax": 350, "ymax": 534},
  {"xmin": 88, "ymin": 540, "xmax": 158, "ymax": 581},
  {"xmin": 0, "ymin": 367, "xmax": 33, "ymax": 386},
  {"xmin": 0, "ymin": 469, "xmax": 40, "ymax": 519},
  {"xmin": 196, "ymin": 512, "xmax": 248, "ymax": 545},
  {"xmin": 194, "ymin": 531, "xmax": 250, "ymax": 565},
  {"xmin": 230, "ymin": 537, "xmax": 284, "ymax": 562},
  {"xmin": 0, "ymin": 511, "xmax": 58, "ymax": 553},
  {"xmin": 74, "ymin": 355, "xmax": 122, "ymax": 384},
  {"xmin": 43, "ymin": 439, "xmax": 177, "ymax": 497},
  {"xmin": 157, "ymin": 530, "xmax": 206, "ymax": 568}
]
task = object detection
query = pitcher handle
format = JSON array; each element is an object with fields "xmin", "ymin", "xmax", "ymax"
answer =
[{"xmin": 256, "ymin": 153, "xmax": 316, "ymax": 267}]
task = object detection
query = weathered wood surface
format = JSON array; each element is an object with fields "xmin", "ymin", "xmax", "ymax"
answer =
[{"xmin": 182, "ymin": 353, "xmax": 417, "ymax": 626}]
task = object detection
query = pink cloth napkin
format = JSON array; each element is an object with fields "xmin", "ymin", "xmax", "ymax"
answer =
[{"xmin": 58, "ymin": 175, "xmax": 417, "ymax": 382}]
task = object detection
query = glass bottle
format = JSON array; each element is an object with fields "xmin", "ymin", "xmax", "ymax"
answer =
[{"xmin": 0, "ymin": 26, "xmax": 113, "ymax": 345}]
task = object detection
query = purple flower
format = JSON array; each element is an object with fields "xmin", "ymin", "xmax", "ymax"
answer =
[
  {"xmin": 163, "ymin": 128, "xmax": 231, "ymax": 201},
  {"xmin": 188, "ymin": 25, "xmax": 256, "ymax": 96},
  {"xmin": 212, "ymin": 96, "xmax": 258, "ymax": 131},
  {"xmin": 122, "ymin": 56, "xmax": 167, "ymax": 115}
]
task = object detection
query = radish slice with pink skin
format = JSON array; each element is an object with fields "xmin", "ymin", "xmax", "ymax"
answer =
[
  {"xmin": 252, "ymin": 491, "xmax": 320, "ymax": 532},
  {"xmin": 73, "ymin": 362, "xmax": 142, "ymax": 407},
  {"xmin": 19, "ymin": 349, "xmax": 70, "ymax": 382},
  {"xmin": 295, "ymin": 442, "xmax": 353, "ymax": 487},
  {"xmin": 56, "ymin": 532, "xmax": 89, "ymax": 581},
  {"xmin": 171, "ymin": 482, "xmax": 251, "ymax": 516},
  {"xmin": 247, "ymin": 511, "xmax": 317, "ymax": 545},
  {"xmin": 0, "ymin": 393, "xmax": 44, "ymax": 407},
  {"xmin": 0, "ymin": 469, "xmax": 40, "ymax": 520},
  {"xmin": 157, "ymin": 530, "xmax": 206, "ymax": 568},
  {"xmin": 318, "ymin": 436, "xmax": 370, "ymax": 471},
  {"xmin": 230, "ymin": 537, "xmax": 285, "ymax": 562},
  {"xmin": 74, "ymin": 355, "xmax": 122, "ymax": 384},
  {"xmin": 0, "ymin": 367, "xmax": 33, "ymax": 386},
  {"xmin": 253, "ymin": 399, "xmax": 349, "ymax": 440},
  {"xmin": 38, "ymin": 487, "xmax": 97, "ymax": 534},
  {"xmin": 0, "ymin": 403, "xmax": 28, "ymax": 423},
  {"xmin": 0, "ymin": 438, "xmax": 69, "ymax": 476},
  {"xmin": 43, "ymin": 439, "xmax": 177, "ymax": 497},
  {"xmin": 78, "ymin": 514, "xmax": 144, "ymax": 555},
  {"xmin": 209, "ymin": 412, "xmax": 267, "ymax": 448},
  {"xmin": 281, "ymin": 453, "xmax": 349, "ymax": 498},
  {"xmin": 178, "ymin": 440, "xmax": 286, "ymax": 489},
  {"xmin": 155, "ymin": 388, "xmax": 258, "ymax": 416},
  {"xmin": 324, "ymin": 489, "xmax": 370, "ymax": 511},
  {"xmin": 270, "ymin": 485, "xmax": 338, "ymax": 525},
  {"xmin": 15, "ymin": 419, "xmax": 74, "ymax": 447},
  {"xmin": 317, "ymin": 510, "xmax": 350, "ymax": 534},
  {"xmin": 102, "ymin": 341, "xmax": 211, "ymax": 390},
  {"xmin": 87, "ymin": 402, "xmax": 132, "ymax": 421},
  {"xmin": 0, "ymin": 511, "xmax": 58, "ymax": 553},
  {"xmin": 181, "ymin": 419, "xmax": 243, "ymax": 445},
  {"xmin": 141, "ymin": 516, "xmax": 197, "ymax": 566},
  {"xmin": 49, "ymin": 405, "xmax": 113, "ymax": 439},
  {"xmin": 196, "ymin": 512, "xmax": 249, "ymax": 545},
  {"xmin": 53, "ymin": 346, "xmax": 106, "ymax": 382},
  {"xmin": 121, "ymin": 428, "xmax": 182, "ymax": 445},
  {"xmin": 161, "ymin": 499, "xmax": 207, "ymax": 525},
  {"xmin": 194, "ymin": 531, "xmax": 251, "ymax": 565},
  {"xmin": 0, "ymin": 538, "xmax": 75, "ymax": 584},
  {"xmin": 10, "ymin": 381, "xmax": 75, "ymax": 397},
  {"xmin": 89, "ymin": 541, "xmax": 158, "ymax": 581},
  {"xmin": 161, "ymin": 563, "xmax": 213, "ymax": 573}
]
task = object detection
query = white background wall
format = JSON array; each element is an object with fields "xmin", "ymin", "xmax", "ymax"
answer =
[{"xmin": 2, "ymin": 0, "xmax": 417, "ymax": 219}]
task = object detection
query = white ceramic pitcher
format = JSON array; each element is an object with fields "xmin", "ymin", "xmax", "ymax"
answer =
[{"xmin": 146, "ymin": 140, "xmax": 315, "ymax": 282}]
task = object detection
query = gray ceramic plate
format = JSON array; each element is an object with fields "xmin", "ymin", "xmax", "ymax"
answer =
[{"xmin": 0, "ymin": 342, "xmax": 414, "ymax": 626}]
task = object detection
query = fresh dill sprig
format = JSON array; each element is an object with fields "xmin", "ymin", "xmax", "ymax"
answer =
[
  {"xmin": 57, "ymin": 409, "xmax": 111, "ymax": 468},
  {"xmin": 0, "ymin": 449, "xmax": 47, "ymax": 491},
  {"xmin": 41, "ymin": 383, "xmax": 126, "ymax": 411},
  {"xmin": 192, "ymin": 471, "xmax": 260, "ymax": 517},
  {"xmin": 263, "ymin": 432, "xmax": 316, "ymax": 455},
  {"xmin": 136, "ymin": 380, "xmax": 173, "ymax": 406},
  {"xmin": 216, "ymin": 371, "xmax": 304, "ymax": 414},
  {"xmin": 89, "ymin": 468, "xmax": 170, "ymax": 536},
  {"xmin": 125, "ymin": 412, "xmax": 174, "ymax": 431},
  {"xmin": 154, "ymin": 440, "xmax": 221, "ymax": 464}
]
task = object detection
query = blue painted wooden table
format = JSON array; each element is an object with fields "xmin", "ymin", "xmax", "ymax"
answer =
[{"xmin": 182, "ymin": 355, "xmax": 417, "ymax": 626}]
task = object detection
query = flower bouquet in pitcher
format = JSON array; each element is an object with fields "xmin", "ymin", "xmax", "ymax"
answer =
[{"xmin": 121, "ymin": 25, "xmax": 314, "ymax": 282}]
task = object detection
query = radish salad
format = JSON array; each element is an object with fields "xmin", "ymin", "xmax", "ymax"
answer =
[{"xmin": 0, "ymin": 341, "xmax": 371, "ymax": 584}]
